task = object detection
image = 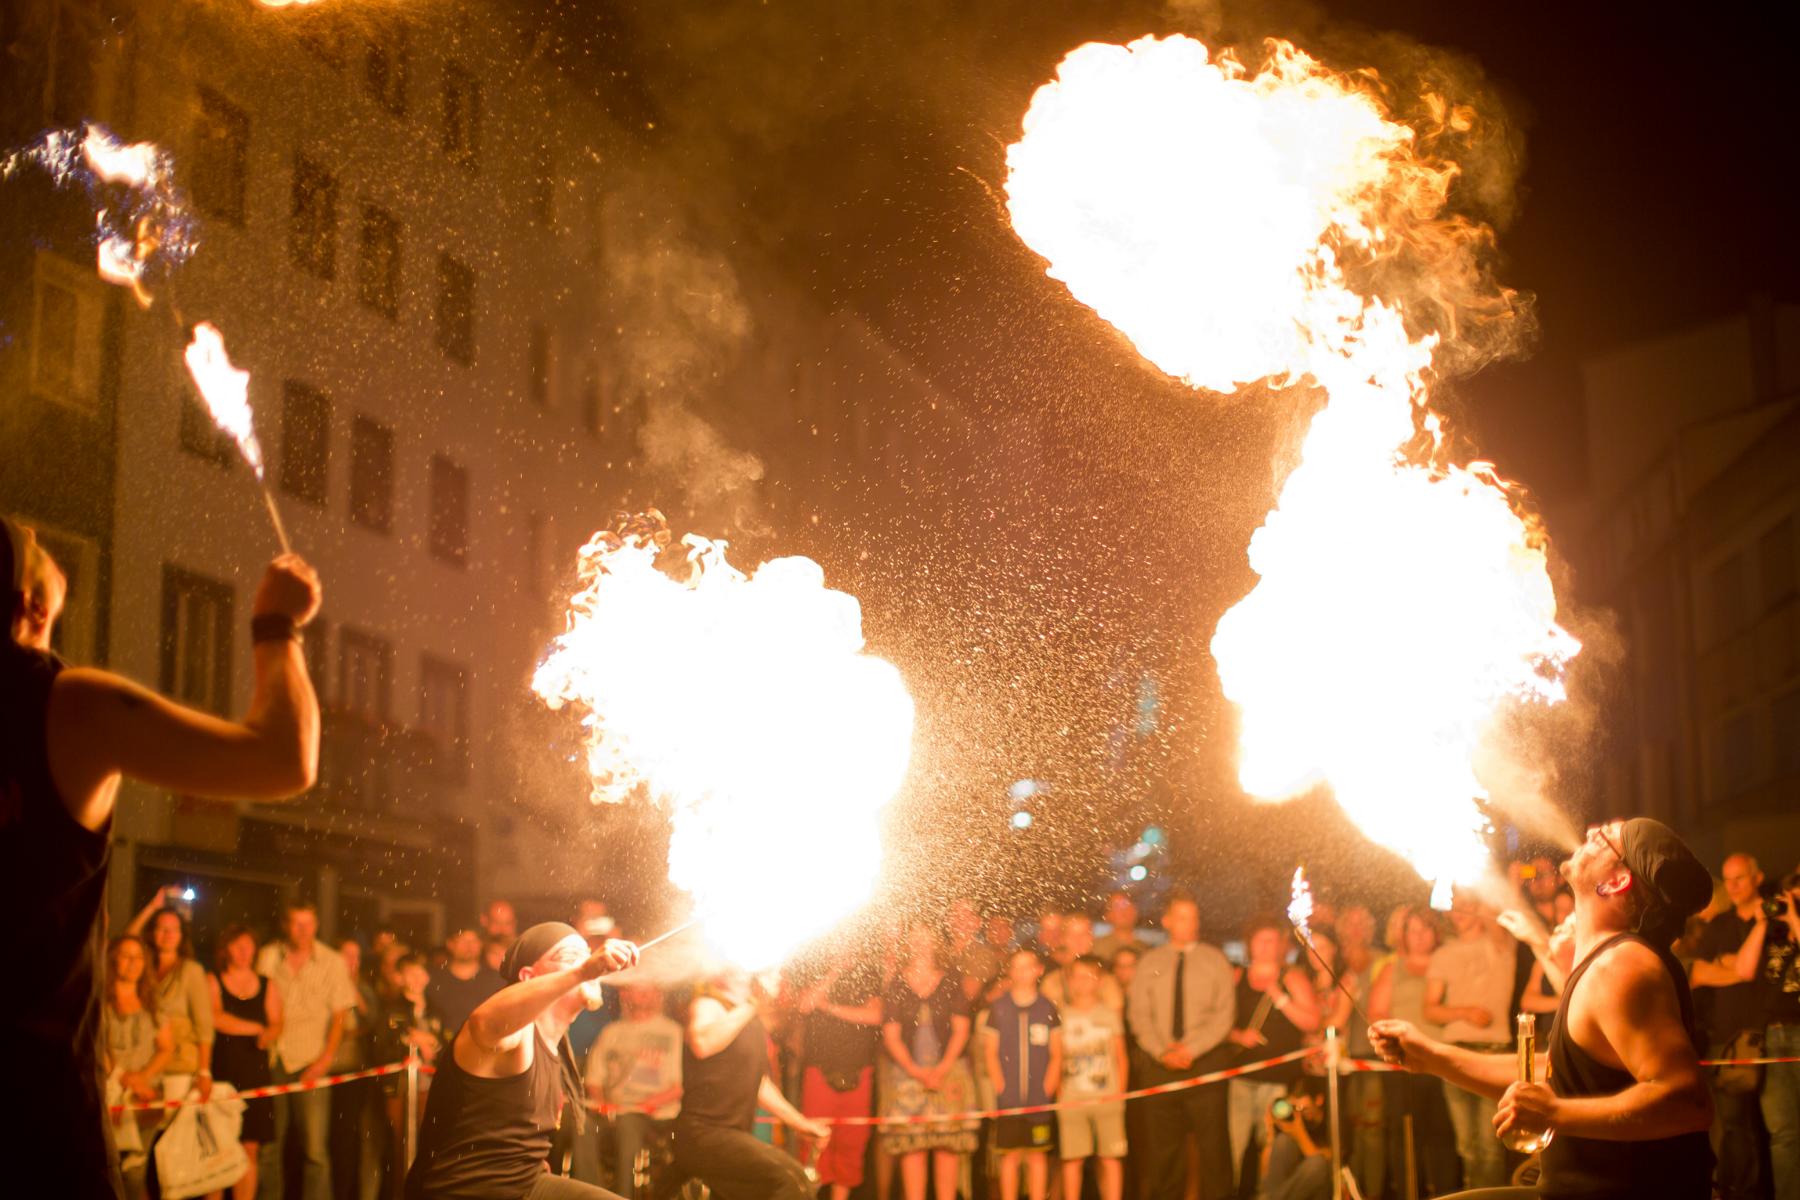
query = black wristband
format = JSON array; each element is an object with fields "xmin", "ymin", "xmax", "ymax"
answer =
[{"xmin": 251, "ymin": 614, "xmax": 300, "ymax": 645}]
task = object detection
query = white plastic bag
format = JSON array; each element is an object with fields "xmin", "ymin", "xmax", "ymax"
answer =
[{"xmin": 153, "ymin": 1081, "xmax": 248, "ymax": 1199}]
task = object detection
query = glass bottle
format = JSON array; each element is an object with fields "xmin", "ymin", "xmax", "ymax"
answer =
[{"xmin": 1503, "ymin": 1012, "xmax": 1555, "ymax": 1154}]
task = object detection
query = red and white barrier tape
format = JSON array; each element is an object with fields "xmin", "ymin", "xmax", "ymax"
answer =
[
  {"xmin": 112, "ymin": 1059, "xmax": 412, "ymax": 1114},
  {"xmin": 1339, "ymin": 1054, "xmax": 1800, "ymax": 1074}
]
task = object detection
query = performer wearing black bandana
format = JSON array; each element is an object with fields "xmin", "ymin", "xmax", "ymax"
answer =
[
  {"xmin": 406, "ymin": 922, "xmax": 639, "ymax": 1199},
  {"xmin": 1372, "ymin": 817, "xmax": 1716, "ymax": 1199}
]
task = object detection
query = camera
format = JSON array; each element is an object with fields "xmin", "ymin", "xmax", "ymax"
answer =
[
  {"xmin": 1764, "ymin": 873, "xmax": 1800, "ymax": 920},
  {"xmin": 1270, "ymin": 1098, "xmax": 1294, "ymax": 1122}
]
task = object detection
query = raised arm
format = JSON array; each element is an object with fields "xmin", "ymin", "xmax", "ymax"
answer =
[
  {"xmin": 47, "ymin": 556, "xmax": 322, "ymax": 831},
  {"xmin": 1369, "ymin": 1019, "xmax": 1518, "ymax": 1101},
  {"xmin": 462, "ymin": 943, "xmax": 631, "ymax": 1072},
  {"xmin": 1279, "ymin": 967, "xmax": 1323, "ymax": 1033},
  {"xmin": 759, "ymin": 1075, "xmax": 829, "ymax": 1137}
]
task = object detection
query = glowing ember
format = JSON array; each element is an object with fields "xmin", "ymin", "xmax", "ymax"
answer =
[
  {"xmin": 183, "ymin": 323, "xmax": 267, "ymax": 479},
  {"xmin": 1, "ymin": 123, "xmax": 196, "ymax": 305},
  {"xmin": 1287, "ymin": 866, "xmax": 1314, "ymax": 940},
  {"xmin": 1006, "ymin": 36, "xmax": 1579, "ymax": 898},
  {"xmin": 533, "ymin": 512, "xmax": 915, "ymax": 969}
]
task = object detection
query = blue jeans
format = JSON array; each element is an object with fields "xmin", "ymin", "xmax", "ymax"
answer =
[
  {"xmin": 1440, "ymin": 1080, "xmax": 1504, "ymax": 1189},
  {"xmin": 1765, "ymin": 1024, "xmax": 1800, "ymax": 1200},
  {"xmin": 267, "ymin": 1065, "xmax": 332, "ymax": 1200}
]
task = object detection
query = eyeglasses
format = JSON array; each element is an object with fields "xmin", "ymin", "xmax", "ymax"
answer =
[{"xmin": 1593, "ymin": 824, "xmax": 1625, "ymax": 867}]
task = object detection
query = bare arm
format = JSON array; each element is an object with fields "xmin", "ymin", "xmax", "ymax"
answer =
[
  {"xmin": 47, "ymin": 558, "xmax": 321, "ymax": 831},
  {"xmin": 689, "ymin": 995, "xmax": 760, "ymax": 1060},
  {"xmin": 1045, "ymin": 1027, "xmax": 1063, "ymax": 1097},
  {"xmin": 1279, "ymin": 968, "xmax": 1322, "ymax": 1033},
  {"xmin": 210, "ymin": 975, "xmax": 265, "ymax": 1037},
  {"xmin": 942, "ymin": 1013, "xmax": 971, "ymax": 1066},
  {"xmin": 265, "ymin": 980, "xmax": 284, "ymax": 1047},
  {"xmin": 758, "ymin": 1075, "xmax": 826, "ymax": 1135},
  {"xmin": 883, "ymin": 1021, "xmax": 924, "ymax": 1078},
  {"xmin": 983, "ymin": 1023, "xmax": 1002, "ymax": 1092},
  {"xmin": 1369, "ymin": 1019, "xmax": 1517, "ymax": 1100},
  {"xmin": 126, "ymin": 888, "xmax": 175, "ymax": 939},
  {"xmin": 1521, "ymin": 961, "xmax": 1559, "ymax": 1015},
  {"xmin": 819, "ymin": 995, "xmax": 885, "ymax": 1026}
]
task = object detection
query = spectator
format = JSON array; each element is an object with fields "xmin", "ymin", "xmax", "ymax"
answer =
[
  {"xmin": 1254, "ymin": 1078, "xmax": 1331, "ymax": 1200},
  {"xmin": 483, "ymin": 936, "xmax": 510, "ymax": 975},
  {"xmin": 102, "ymin": 933, "xmax": 172, "ymax": 1175},
  {"xmin": 1107, "ymin": 946, "xmax": 1139, "ymax": 995},
  {"xmin": 1094, "ymin": 891, "xmax": 1150, "ymax": 962},
  {"xmin": 1367, "ymin": 907, "xmax": 1458, "ymax": 1197},
  {"xmin": 1306, "ymin": 924, "xmax": 1381, "ymax": 1199},
  {"xmin": 483, "ymin": 898, "xmax": 520, "ymax": 943},
  {"xmin": 210, "ymin": 924, "xmax": 280, "ymax": 1200},
  {"xmin": 1126, "ymin": 892, "xmax": 1234, "ymax": 1200},
  {"xmin": 257, "ymin": 900, "xmax": 356, "ymax": 1200},
  {"xmin": 1033, "ymin": 910, "xmax": 1067, "ymax": 962},
  {"xmin": 376, "ymin": 952, "xmax": 443, "ymax": 1189},
  {"xmin": 1226, "ymin": 915, "xmax": 1320, "ymax": 1190},
  {"xmin": 332, "ymin": 937, "xmax": 382, "ymax": 1200},
  {"xmin": 1057, "ymin": 955, "xmax": 1128, "ymax": 1200},
  {"xmin": 1335, "ymin": 905, "xmax": 1377, "ymax": 977},
  {"xmin": 985, "ymin": 948, "xmax": 1062, "ymax": 1200},
  {"xmin": 1691, "ymin": 852, "xmax": 1771, "ymax": 1200},
  {"xmin": 561, "ymin": 909, "xmax": 624, "ymax": 1182},
  {"xmin": 949, "ymin": 898, "xmax": 1004, "ymax": 1005},
  {"xmin": 796, "ymin": 951, "xmax": 883, "ymax": 1200},
  {"xmin": 881, "ymin": 920, "xmax": 980, "ymax": 1200},
  {"xmin": 125, "ymin": 889, "xmax": 214, "ymax": 1104},
  {"xmin": 2, "ymin": 523, "xmax": 320, "ymax": 1197},
  {"xmin": 1422, "ymin": 893, "xmax": 1515, "ymax": 1190},
  {"xmin": 1045, "ymin": 914, "xmax": 1123, "ymax": 1013},
  {"xmin": 589, "ymin": 983, "xmax": 685, "ymax": 1199},
  {"xmin": 427, "ymin": 924, "xmax": 506, "ymax": 1038},
  {"xmin": 1732, "ymin": 865, "xmax": 1800, "ymax": 1200}
]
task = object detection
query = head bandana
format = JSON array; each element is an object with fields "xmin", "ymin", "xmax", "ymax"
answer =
[
  {"xmin": 500, "ymin": 921, "xmax": 583, "ymax": 983},
  {"xmin": 1617, "ymin": 818, "xmax": 1711, "ymax": 945}
]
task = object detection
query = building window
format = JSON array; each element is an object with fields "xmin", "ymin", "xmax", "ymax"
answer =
[
  {"xmin": 337, "ymin": 626, "xmax": 393, "ymax": 724},
  {"xmin": 1713, "ymin": 711, "xmax": 1758, "ymax": 801},
  {"xmin": 418, "ymin": 654, "xmax": 470, "ymax": 776},
  {"xmin": 191, "ymin": 88, "xmax": 249, "ymax": 226},
  {"xmin": 435, "ymin": 253, "xmax": 475, "ymax": 365},
  {"xmin": 528, "ymin": 322, "xmax": 551, "ymax": 406},
  {"xmin": 441, "ymin": 63, "xmax": 481, "ymax": 170},
  {"xmin": 349, "ymin": 415, "xmax": 395, "ymax": 532},
  {"xmin": 1707, "ymin": 553, "xmax": 1748, "ymax": 647},
  {"xmin": 279, "ymin": 381, "xmax": 331, "ymax": 506},
  {"xmin": 428, "ymin": 455, "xmax": 469, "ymax": 567},
  {"xmin": 365, "ymin": 17, "xmax": 410, "ymax": 116},
  {"xmin": 530, "ymin": 144, "xmax": 554, "ymax": 227},
  {"xmin": 160, "ymin": 566, "xmax": 234, "ymax": 715},
  {"xmin": 357, "ymin": 204, "xmax": 401, "ymax": 319},
  {"xmin": 1760, "ymin": 515, "xmax": 1796, "ymax": 613},
  {"xmin": 180, "ymin": 385, "xmax": 237, "ymax": 468},
  {"xmin": 29, "ymin": 252, "xmax": 102, "ymax": 411},
  {"xmin": 581, "ymin": 361, "xmax": 603, "ymax": 437},
  {"xmin": 289, "ymin": 155, "xmax": 338, "ymax": 280}
]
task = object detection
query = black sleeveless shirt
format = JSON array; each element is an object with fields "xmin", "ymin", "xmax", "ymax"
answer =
[
  {"xmin": 678, "ymin": 1006, "xmax": 768, "ymax": 1134},
  {"xmin": 1, "ymin": 642, "xmax": 121, "ymax": 1198},
  {"xmin": 1540, "ymin": 931, "xmax": 1713, "ymax": 1199},
  {"xmin": 404, "ymin": 1029, "xmax": 566, "ymax": 1199},
  {"xmin": 1234, "ymin": 971, "xmax": 1305, "ymax": 1083}
]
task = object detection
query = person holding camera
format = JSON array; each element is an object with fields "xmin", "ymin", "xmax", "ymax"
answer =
[
  {"xmin": 1729, "ymin": 866, "xmax": 1800, "ymax": 1200},
  {"xmin": 3, "ymin": 518, "xmax": 321, "ymax": 1200},
  {"xmin": 1256, "ymin": 1079, "xmax": 1331, "ymax": 1200},
  {"xmin": 1691, "ymin": 852, "xmax": 1772, "ymax": 1200}
]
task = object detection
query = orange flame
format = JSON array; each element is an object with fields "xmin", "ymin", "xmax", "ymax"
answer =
[
  {"xmin": 1006, "ymin": 36, "xmax": 1578, "ymax": 897},
  {"xmin": 182, "ymin": 323, "xmax": 267, "ymax": 479},
  {"xmin": 533, "ymin": 514, "xmax": 915, "ymax": 969}
]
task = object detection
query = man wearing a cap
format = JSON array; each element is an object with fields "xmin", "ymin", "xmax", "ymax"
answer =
[
  {"xmin": 2, "ymin": 518, "xmax": 321, "ymax": 1199},
  {"xmin": 1372, "ymin": 818, "xmax": 1715, "ymax": 1198},
  {"xmin": 405, "ymin": 922, "xmax": 638, "ymax": 1199}
]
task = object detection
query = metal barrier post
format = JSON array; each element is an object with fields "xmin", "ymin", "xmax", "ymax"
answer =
[
  {"xmin": 1327, "ymin": 1026, "xmax": 1344, "ymax": 1200},
  {"xmin": 405, "ymin": 1047, "xmax": 420, "ymax": 1170}
]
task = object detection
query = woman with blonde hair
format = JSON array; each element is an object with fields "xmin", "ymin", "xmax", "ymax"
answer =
[
  {"xmin": 102, "ymin": 933, "xmax": 173, "ymax": 1181},
  {"xmin": 127, "ymin": 887, "xmax": 215, "ymax": 1104}
]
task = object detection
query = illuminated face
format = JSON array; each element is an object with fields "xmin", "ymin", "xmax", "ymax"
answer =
[
  {"xmin": 486, "ymin": 901, "xmax": 519, "ymax": 939},
  {"xmin": 1565, "ymin": 822, "xmax": 1627, "ymax": 891},
  {"xmin": 1066, "ymin": 962, "xmax": 1102, "ymax": 1003},
  {"xmin": 529, "ymin": 934, "xmax": 599, "ymax": 1009},
  {"xmin": 226, "ymin": 933, "xmax": 256, "ymax": 970},
  {"xmin": 400, "ymin": 962, "xmax": 430, "ymax": 995},
  {"xmin": 11, "ymin": 533, "xmax": 66, "ymax": 651},
  {"xmin": 1007, "ymin": 949, "xmax": 1044, "ymax": 989},
  {"xmin": 1063, "ymin": 915, "xmax": 1095, "ymax": 957},
  {"xmin": 286, "ymin": 908, "xmax": 318, "ymax": 948},
  {"xmin": 150, "ymin": 910, "xmax": 183, "ymax": 956},
  {"xmin": 1163, "ymin": 900, "xmax": 1200, "ymax": 945},
  {"xmin": 339, "ymin": 941, "xmax": 362, "ymax": 977},
  {"xmin": 1722, "ymin": 856, "xmax": 1763, "ymax": 908},
  {"xmin": 448, "ymin": 930, "xmax": 482, "ymax": 964},
  {"xmin": 1111, "ymin": 949, "xmax": 1138, "ymax": 990},
  {"xmin": 1106, "ymin": 893, "xmax": 1138, "ymax": 930},
  {"xmin": 114, "ymin": 939, "xmax": 146, "ymax": 982},
  {"xmin": 1403, "ymin": 913, "xmax": 1438, "ymax": 957},
  {"xmin": 1248, "ymin": 927, "xmax": 1285, "ymax": 965},
  {"xmin": 1527, "ymin": 857, "xmax": 1560, "ymax": 900}
]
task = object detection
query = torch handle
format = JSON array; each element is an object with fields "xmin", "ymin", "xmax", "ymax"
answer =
[
  {"xmin": 635, "ymin": 919, "xmax": 698, "ymax": 953},
  {"xmin": 261, "ymin": 485, "xmax": 293, "ymax": 556},
  {"xmin": 1290, "ymin": 925, "xmax": 1375, "ymax": 1030}
]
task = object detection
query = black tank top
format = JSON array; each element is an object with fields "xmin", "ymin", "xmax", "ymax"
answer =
[
  {"xmin": 1540, "ymin": 931, "xmax": 1713, "ymax": 1199},
  {"xmin": 1234, "ymin": 971, "xmax": 1305, "ymax": 1083},
  {"xmin": 1, "ymin": 643, "xmax": 120, "ymax": 1198},
  {"xmin": 404, "ymin": 1029, "xmax": 565, "ymax": 1200},
  {"xmin": 678, "ymin": 1006, "xmax": 767, "ymax": 1133}
]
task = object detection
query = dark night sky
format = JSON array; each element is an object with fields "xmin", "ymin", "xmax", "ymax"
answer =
[{"xmin": 545, "ymin": 0, "xmax": 1798, "ymax": 907}]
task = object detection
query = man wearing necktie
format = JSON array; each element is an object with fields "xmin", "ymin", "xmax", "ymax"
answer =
[{"xmin": 1125, "ymin": 893, "xmax": 1235, "ymax": 1200}]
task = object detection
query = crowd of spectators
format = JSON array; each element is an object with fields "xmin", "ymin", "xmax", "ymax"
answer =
[{"xmin": 101, "ymin": 844, "xmax": 1800, "ymax": 1200}]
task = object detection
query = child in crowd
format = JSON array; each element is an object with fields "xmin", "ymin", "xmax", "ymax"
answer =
[
  {"xmin": 1055, "ymin": 956, "xmax": 1128, "ymax": 1200},
  {"xmin": 588, "ymin": 983, "xmax": 684, "ymax": 1199},
  {"xmin": 984, "ymin": 948, "xmax": 1062, "ymax": 1200}
]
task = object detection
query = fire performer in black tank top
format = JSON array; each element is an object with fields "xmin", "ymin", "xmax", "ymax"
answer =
[
  {"xmin": 1, "ymin": 517, "xmax": 321, "ymax": 1200},
  {"xmin": 668, "ymin": 969, "xmax": 831, "ymax": 1200},
  {"xmin": 1371, "ymin": 817, "xmax": 1715, "ymax": 1199},
  {"xmin": 406, "ymin": 922, "xmax": 639, "ymax": 1200}
]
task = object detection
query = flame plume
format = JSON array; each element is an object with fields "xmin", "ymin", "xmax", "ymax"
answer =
[
  {"xmin": 1006, "ymin": 36, "xmax": 1578, "ymax": 898},
  {"xmin": 533, "ymin": 512, "xmax": 915, "ymax": 969},
  {"xmin": 183, "ymin": 322, "xmax": 268, "ymax": 480}
]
